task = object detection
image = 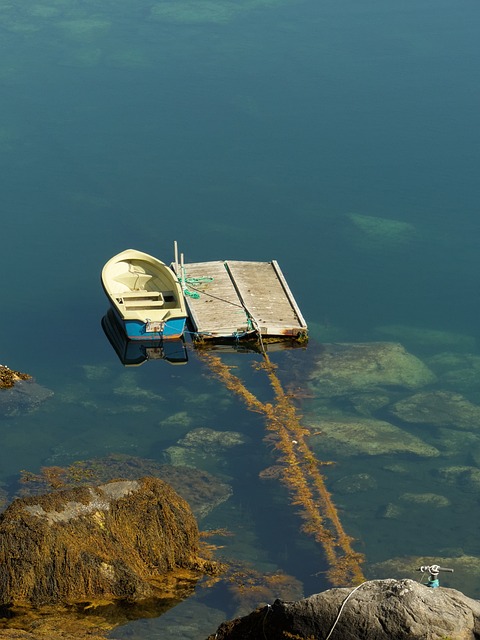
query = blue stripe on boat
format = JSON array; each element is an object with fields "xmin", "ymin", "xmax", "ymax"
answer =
[{"xmin": 124, "ymin": 317, "xmax": 186, "ymax": 341}]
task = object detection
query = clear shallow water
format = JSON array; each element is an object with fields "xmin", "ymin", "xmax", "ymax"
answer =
[{"xmin": 1, "ymin": 0, "xmax": 480, "ymax": 636}]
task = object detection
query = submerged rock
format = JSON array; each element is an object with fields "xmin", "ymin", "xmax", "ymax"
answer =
[
  {"xmin": 206, "ymin": 578, "xmax": 480, "ymax": 640},
  {"xmin": 164, "ymin": 427, "xmax": 246, "ymax": 470},
  {"xmin": 0, "ymin": 476, "xmax": 218, "ymax": 608},
  {"xmin": 306, "ymin": 416, "xmax": 440, "ymax": 457},
  {"xmin": 348, "ymin": 392, "xmax": 391, "ymax": 417},
  {"xmin": 435, "ymin": 465, "xmax": 480, "ymax": 493},
  {"xmin": 426, "ymin": 352, "xmax": 480, "ymax": 393},
  {"xmin": 435, "ymin": 427, "xmax": 480, "ymax": 456},
  {"xmin": 333, "ymin": 473, "xmax": 377, "ymax": 494},
  {"xmin": 377, "ymin": 502, "xmax": 404, "ymax": 520},
  {"xmin": 160, "ymin": 410, "xmax": 194, "ymax": 427},
  {"xmin": 178, "ymin": 427, "xmax": 246, "ymax": 450},
  {"xmin": 398, "ymin": 492, "xmax": 450, "ymax": 508},
  {"xmin": 347, "ymin": 213, "xmax": 417, "ymax": 247},
  {"xmin": 390, "ymin": 390, "xmax": 480, "ymax": 430},
  {"xmin": 375, "ymin": 325, "xmax": 476, "ymax": 353},
  {"xmin": 0, "ymin": 378, "xmax": 53, "ymax": 416},
  {"xmin": 15, "ymin": 455, "xmax": 232, "ymax": 521},
  {"xmin": 308, "ymin": 343, "xmax": 436, "ymax": 398}
]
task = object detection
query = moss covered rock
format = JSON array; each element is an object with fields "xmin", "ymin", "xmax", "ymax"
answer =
[
  {"xmin": 306, "ymin": 416, "xmax": 439, "ymax": 457},
  {"xmin": 16, "ymin": 455, "xmax": 233, "ymax": 522},
  {"xmin": 0, "ymin": 477, "xmax": 217, "ymax": 608},
  {"xmin": 308, "ymin": 342, "xmax": 436, "ymax": 398},
  {"xmin": 0, "ymin": 365, "xmax": 31, "ymax": 389},
  {"xmin": 347, "ymin": 213, "xmax": 417, "ymax": 247},
  {"xmin": 390, "ymin": 390, "xmax": 480, "ymax": 430}
]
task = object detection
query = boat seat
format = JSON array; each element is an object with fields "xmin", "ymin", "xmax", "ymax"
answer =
[
  {"xmin": 124, "ymin": 300, "xmax": 165, "ymax": 309},
  {"xmin": 117, "ymin": 290, "xmax": 163, "ymax": 300},
  {"xmin": 116, "ymin": 291, "xmax": 164, "ymax": 308}
]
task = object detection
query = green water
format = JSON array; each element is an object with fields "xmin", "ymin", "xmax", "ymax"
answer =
[{"xmin": 1, "ymin": 0, "xmax": 480, "ymax": 637}]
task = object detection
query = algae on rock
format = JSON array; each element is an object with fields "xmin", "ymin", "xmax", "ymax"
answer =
[
  {"xmin": 0, "ymin": 365, "xmax": 31, "ymax": 389},
  {"xmin": 307, "ymin": 342, "xmax": 436, "ymax": 398},
  {"xmin": 306, "ymin": 416, "xmax": 440, "ymax": 458},
  {"xmin": 347, "ymin": 213, "xmax": 417, "ymax": 248},
  {"xmin": 390, "ymin": 390, "xmax": 480, "ymax": 430},
  {"xmin": 398, "ymin": 492, "xmax": 450, "ymax": 508},
  {"xmin": 435, "ymin": 465, "xmax": 480, "ymax": 493},
  {"xmin": 0, "ymin": 477, "xmax": 219, "ymax": 608},
  {"xmin": 164, "ymin": 427, "xmax": 247, "ymax": 471},
  {"xmin": 16, "ymin": 454, "xmax": 233, "ymax": 521}
]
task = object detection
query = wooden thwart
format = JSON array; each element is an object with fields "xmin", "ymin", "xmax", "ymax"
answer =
[{"xmin": 180, "ymin": 260, "xmax": 308, "ymax": 341}]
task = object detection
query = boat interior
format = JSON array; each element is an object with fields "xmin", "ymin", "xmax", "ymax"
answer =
[{"xmin": 110, "ymin": 261, "xmax": 178, "ymax": 310}]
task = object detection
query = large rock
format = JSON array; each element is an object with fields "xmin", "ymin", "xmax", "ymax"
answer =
[
  {"xmin": 207, "ymin": 578, "xmax": 480, "ymax": 640},
  {"xmin": 306, "ymin": 416, "xmax": 440, "ymax": 457},
  {"xmin": 390, "ymin": 390, "xmax": 480, "ymax": 430},
  {"xmin": 0, "ymin": 476, "xmax": 216, "ymax": 608},
  {"xmin": 308, "ymin": 343, "xmax": 436, "ymax": 398}
]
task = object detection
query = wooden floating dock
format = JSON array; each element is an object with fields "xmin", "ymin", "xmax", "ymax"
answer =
[{"xmin": 175, "ymin": 259, "xmax": 308, "ymax": 343}]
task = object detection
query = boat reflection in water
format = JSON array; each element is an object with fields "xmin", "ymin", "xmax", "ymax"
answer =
[{"xmin": 101, "ymin": 308, "xmax": 188, "ymax": 367}]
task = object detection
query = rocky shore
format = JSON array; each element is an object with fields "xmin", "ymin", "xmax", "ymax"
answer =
[
  {"xmin": 207, "ymin": 578, "xmax": 480, "ymax": 640},
  {"xmin": 0, "ymin": 365, "xmax": 31, "ymax": 389},
  {"xmin": 0, "ymin": 476, "xmax": 221, "ymax": 638}
]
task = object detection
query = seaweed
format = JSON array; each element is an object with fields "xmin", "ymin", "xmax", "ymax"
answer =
[{"xmin": 198, "ymin": 352, "xmax": 365, "ymax": 587}]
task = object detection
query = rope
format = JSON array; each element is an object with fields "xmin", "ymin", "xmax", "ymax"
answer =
[
  {"xmin": 180, "ymin": 281, "xmax": 245, "ymax": 309},
  {"xmin": 324, "ymin": 581, "xmax": 369, "ymax": 640},
  {"xmin": 180, "ymin": 278, "xmax": 259, "ymax": 339},
  {"xmin": 258, "ymin": 584, "xmax": 368, "ymax": 640},
  {"xmin": 184, "ymin": 276, "xmax": 214, "ymax": 285},
  {"xmin": 262, "ymin": 604, "xmax": 272, "ymax": 640},
  {"xmin": 182, "ymin": 276, "xmax": 214, "ymax": 299},
  {"xmin": 177, "ymin": 269, "xmax": 268, "ymax": 344},
  {"xmin": 246, "ymin": 311, "xmax": 267, "ymax": 355}
]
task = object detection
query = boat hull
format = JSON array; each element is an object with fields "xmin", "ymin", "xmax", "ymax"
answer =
[
  {"xmin": 102, "ymin": 308, "xmax": 188, "ymax": 364},
  {"xmin": 123, "ymin": 316, "xmax": 186, "ymax": 340},
  {"xmin": 101, "ymin": 249, "xmax": 187, "ymax": 341}
]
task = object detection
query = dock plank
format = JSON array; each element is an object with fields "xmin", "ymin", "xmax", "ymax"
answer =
[
  {"xmin": 180, "ymin": 260, "xmax": 307, "ymax": 340},
  {"xmin": 182, "ymin": 261, "xmax": 250, "ymax": 337},
  {"xmin": 225, "ymin": 261, "xmax": 306, "ymax": 334}
]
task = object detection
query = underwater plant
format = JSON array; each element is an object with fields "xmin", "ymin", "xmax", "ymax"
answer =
[{"xmin": 199, "ymin": 352, "xmax": 365, "ymax": 587}]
